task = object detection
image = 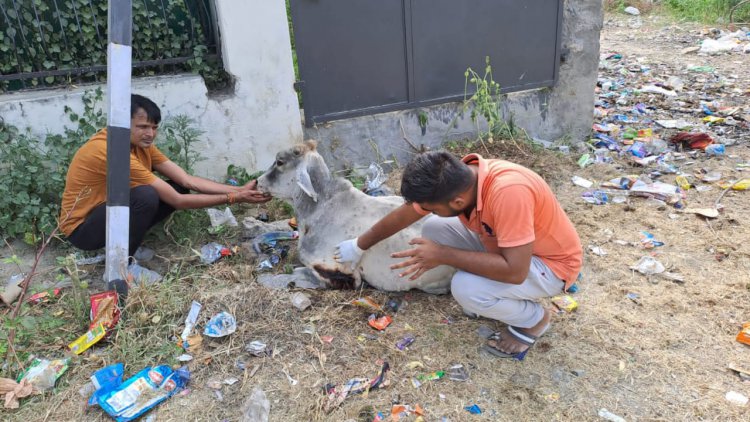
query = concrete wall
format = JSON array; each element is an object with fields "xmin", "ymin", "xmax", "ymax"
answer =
[
  {"xmin": 0, "ymin": 0, "xmax": 303, "ymax": 180},
  {"xmin": 307, "ymin": 0, "xmax": 602, "ymax": 170}
]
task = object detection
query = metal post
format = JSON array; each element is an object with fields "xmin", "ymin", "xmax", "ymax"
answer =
[{"xmin": 105, "ymin": 0, "xmax": 132, "ymax": 299}]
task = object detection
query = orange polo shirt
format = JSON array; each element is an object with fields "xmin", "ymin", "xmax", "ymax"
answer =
[
  {"xmin": 59, "ymin": 128, "xmax": 169, "ymax": 236},
  {"xmin": 414, "ymin": 154, "xmax": 582, "ymax": 288}
]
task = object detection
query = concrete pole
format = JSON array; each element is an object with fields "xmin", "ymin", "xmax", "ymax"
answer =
[{"xmin": 105, "ymin": 0, "xmax": 132, "ymax": 298}]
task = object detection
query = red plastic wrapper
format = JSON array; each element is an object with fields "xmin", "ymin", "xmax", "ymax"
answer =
[
  {"xmin": 368, "ymin": 315, "xmax": 393, "ymax": 331},
  {"xmin": 669, "ymin": 132, "xmax": 713, "ymax": 150},
  {"xmin": 90, "ymin": 291, "xmax": 121, "ymax": 332},
  {"xmin": 27, "ymin": 288, "xmax": 61, "ymax": 304}
]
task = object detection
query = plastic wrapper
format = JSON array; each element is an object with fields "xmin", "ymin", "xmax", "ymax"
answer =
[
  {"xmin": 69, "ymin": 324, "xmax": 106, "ymax": 355},
  {"xmin": 27, "ymin": 288, "xmax": 62, "ymax": 304},
  {"xmin": 203, "ymin": 312, "xmax": 237, "ymax": 337},
  {"xmin": 368, "ymin": 315, "xmax": 392, "ymax": 331},
  {"xmin": 323, "ymin": 362, "xmax": 390, "ymax": 413},
  {"xmin": 396, "ymin": 336, "xmax": 415, "ymax": 351},
  {"xmin": 17, "ymin": 358, "xmax": 70, "ymax": 393},
  {"xmin": 737, "ymin": 322, "xmax": 750, "ymax": 346},
  {"xmin": 180, "ymin": 301, "xmax": 202, "ymax": 343},
  {"xmin": 551, "ymin": 295, "xmax": 579, "ymax": 313},
  {"xmin": 351, "ymin": 297, "xmax": 382, "ymax": 311},
  {"xmin": 200, "ymin": 242, "xmax": 229, "ymax": 264},
  {"xmin": 87, "ymin": 363, "xmax": 125, "ymax": 406},
  {"xmin": 91, "ymin": 365, "xmax": 188, "ymax": 422},
  {"xmin": 90, "ymin": 291, "xmax": 120, "ymax": 332},
  {"xmin": 206, "ymin": 207, "xmax": 238, "ymax": 227}
]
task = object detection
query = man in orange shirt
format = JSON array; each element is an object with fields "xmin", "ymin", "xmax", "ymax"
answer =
[
  {"xmin": 335, "ymin": 151, "xmax": 582, "ymax": 360},
  {"xmin": 60, "ymin": 94, "xmax": 271, "ymax": 264}
]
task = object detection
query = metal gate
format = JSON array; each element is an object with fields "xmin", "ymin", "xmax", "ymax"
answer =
[{"xmin": 289, "ymin": 0, "xmax": 563, "ymax": 127}]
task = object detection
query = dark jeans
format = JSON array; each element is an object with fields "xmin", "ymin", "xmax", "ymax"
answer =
[{"xmin": 67, "ymin": 181, "xmax": 188, "ymax": 257}]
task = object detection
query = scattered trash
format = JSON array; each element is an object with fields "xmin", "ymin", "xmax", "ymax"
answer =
[
  {"xmin": 683, "ymin": 208, "xmax": 719, "ymax": 218},
  {"xmin": 206, "ymin": 207, "xmax": 239, "ymax": 227},
  {"xmin": 177, "ymin": 354, "xmax": 193, "ymax": 362},
  {"xmin": 1, "ymin": 273, "xmax": 25, "ymax": 306},
  {"xmin": 323, "ymin": 362, "xmax": 390, "ymax": 413},
  {"xmin": 69, "ymin": 324, "xmax": 107, "ymax": 355},
  {"xmin": 75, "ymin": 253, "xmax": 106, "ymax": 265},
  {"xmin": 670, "ymin": 132, "xmax": 713, "ymax": 150},
  {"xmin": 630, "ymin": 256, "xmax": 665, "ymax": 275},
  {"xmin": 655, "ymin": 119, "xmax": 692, "ymax": 129},
  {"xmin": 464, "ymin": 404, "xmax": 482, "ymax": 415},
  {"xmin": 700, "ymin": 30, "xmax": 749, "ymax": 55},
  {"xmin": 0, "ymin": 378, "xmax": 32, "ymax": 409},
  {"xmin": 551, "ymin": 295, "xmax": 578, "ymax": 313},
  {"xmin": 737, "ymin": 322, "xmax": 750, "ymax": 346},
  {"xmin": 598, "ymin": 408, "xmax": 626, "ymax": 422},
  {"xmin": 416, "ymin": 371, "xmax": 445, "ymax": 382},
  {"xmin": 391, "ymin": 403, "xmax": 423, "ymax": 421},
  {"xmin": 588, "ymin": 245, "xmax": 607, "ymax": 256},
  {"xmin": 364, "ymin": 162, "xmax": 390, "ymax": 196},
  {"xmin": 27, "ymin": 288, "xmax": 62, "ymax": 304},
  {"xmin": 252, "ymin": 231, "xmax": 299, "ymax": 255},
  {"xmin": 582, "ymin": 190, "xmax": 609, "ymax": 205},
  {"xmin": 384, "ymin": 298, "xmax": 402, "ymax": 313},
  {"xmin": 127, "ymin": 263, "xmax": 162, "ymax": 285},
  {"xmin": 725, "ymin": 391, "xmax": 748, "ymax": 407},
  {"xmin": 572, "ymin": 176, "xmax": 594, "ymax": 188},
  {"xmin": 245, "ymin": 340, "xmax": 271, "ymax": 357},
  {"xmin": 626, "ymin": 292, "xmax": 642, "ymax": 305},
  {"xmin": 290, "ymin": 292, "xmax": 312, "ymax": 311},
  {"xmin": 18, "ymin": 357, "xmax": 70, "ymax": 393},
  {"xmin": 396, "ymin": 336, "xmax": 415, "ymax": 351},
  {"xmin": 352, "ymin": 297, "xmax": 383, "ymax": 311},
  {"xmin": 180, "ymin": 301, "xmax": 202, "ymax": 344},
  {"xmin": 90, "ymin": 291, "xmax": 121, "ymax": 333},
  {"xmin": 639, "ymin": 231, "xmax": 664, "ymax": 249},
  {"xmin": 240, "ymin": 387, "xmax": 270, "ymax": 422},
  {"xmin": 90, "ymin": 365, "xmax": 189, "ymax": 422},
  {"xmin": 705, "ymin": 143, "xmax": 725, "ymax": 157},
  {"xmin": 203, "ymin": 312, "xmax": 237, "ymax": 338},
  {"xmin": 200, "ymin": 242, "xmax": 232, "ymax": 265},
  {"xmin": 447, "ymin": 364, "xmax": 469, "ymax": 382},
  {"xmin": 256, "ymin": 267, "xmax": 323, "ymax": 289},
  {"xmin": 368, "ymin": 315, "xmax": 393, "ymax": 331}
]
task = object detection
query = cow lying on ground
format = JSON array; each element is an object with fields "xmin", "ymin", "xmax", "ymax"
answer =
[{"xmin": 256, "ymin": 141, "xmax": 453, "ymax": 293}]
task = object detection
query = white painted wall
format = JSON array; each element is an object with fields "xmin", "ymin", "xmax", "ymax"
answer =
[{"xmin": 0, "ymin": 0, "xmax": 302, "ymax": 180}]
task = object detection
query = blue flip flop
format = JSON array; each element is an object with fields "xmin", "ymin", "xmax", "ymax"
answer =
[{"xmin": 482, "ymin": 324, "xmax": 549, "ymax": 361}]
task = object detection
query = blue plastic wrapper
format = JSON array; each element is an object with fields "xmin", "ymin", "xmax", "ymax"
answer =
[
  {"xmin": 465, "ymin": 404, "xmax": 482, "ymax": 414},
  {"xmin": 88, "ymin": 363, "xmax": 124, "ymax": 406},
  {"xmin": 203, "ymin": 311, "xmax": 237, "ymax": 337},
  {"xmin": 92, "ymin": 365, "xmax": 188, "ymax": 422}
]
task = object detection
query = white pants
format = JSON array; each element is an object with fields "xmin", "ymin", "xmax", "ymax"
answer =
[{"xmin": 422, "ymin": 216, "xmax": 565, "ymax": 328}]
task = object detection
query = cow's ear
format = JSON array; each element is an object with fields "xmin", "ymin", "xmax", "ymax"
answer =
[{"xmin": 296, "ymin": 157, "xmax": 318, "ymax": 202}]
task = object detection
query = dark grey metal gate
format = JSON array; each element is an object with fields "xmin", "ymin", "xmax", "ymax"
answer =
[{"xmin": 290, "ymin": 0, "xmax": 563, "ymax": 127}]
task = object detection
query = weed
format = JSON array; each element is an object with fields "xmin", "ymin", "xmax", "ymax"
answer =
[{"xmin": 159, "ymin": 115, "xmax": 206, "ymax": 174}]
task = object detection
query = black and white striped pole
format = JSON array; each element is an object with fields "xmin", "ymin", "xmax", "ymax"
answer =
[{"xmin": 105, "ymin": 0, "xmax": 132, "ymax": 299}]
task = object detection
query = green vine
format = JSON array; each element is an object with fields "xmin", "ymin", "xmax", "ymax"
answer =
[{"xmin": 0, "ymin": 0, "xmax": 227, "ymax": 92}]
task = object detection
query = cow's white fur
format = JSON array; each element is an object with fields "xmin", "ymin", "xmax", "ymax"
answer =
[{"xmin": 256, "ymin": 141, "xmax": 453, "ymax": 293}]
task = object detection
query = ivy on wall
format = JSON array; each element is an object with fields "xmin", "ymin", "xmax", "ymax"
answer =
[{"xmin": 0, "ymin": 0, "xmax": 227, "ymax": 92}]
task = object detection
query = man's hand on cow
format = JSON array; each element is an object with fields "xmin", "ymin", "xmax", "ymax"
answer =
[
  {"xmin": 334, "ymin": 238, "xmax": 364, "ymax": 270},
  {"xmin": 390, "ymin": 237, "xmax": 444, "ymax": 281}
]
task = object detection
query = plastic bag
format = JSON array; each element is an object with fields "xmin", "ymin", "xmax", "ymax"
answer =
[
  {"xmin": 18, "ymin": 358, "xmax": 70, "ymax": 393},
  {"xmin": 204, "ymin": 312, "xmax": 237, "ymax": 337},
  {"xmin": 206, "ymin": 207, "xmax": 238, "ymax": 227}
]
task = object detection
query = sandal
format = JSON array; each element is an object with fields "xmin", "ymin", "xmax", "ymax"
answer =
[{"xmin": 482, "ymin": 324, "xmax": 549, "ymax": 361}]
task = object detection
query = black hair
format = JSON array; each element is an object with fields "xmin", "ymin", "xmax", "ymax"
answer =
[
  {"xmin": 131, "ymin": 94, "xmax": 161, "ymax": 124},
  {"xmin": 400, "ymin": 150, "xmax": 474, "ymax": 203}
]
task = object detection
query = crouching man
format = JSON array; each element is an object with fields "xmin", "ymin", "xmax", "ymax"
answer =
[
  {"xmin": 335, "ymin": 151, "xmax": 582, "ymax": 360},
  {"xmin": 60, "ymin": 94, "xmax": 271, "ymax": 264}
]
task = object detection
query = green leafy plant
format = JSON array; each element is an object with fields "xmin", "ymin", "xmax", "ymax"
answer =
[
  {"xmin": 0, "ymin": 0, "xmax": 227, "ymax": 92},
  {"xmin": 225, "ymin": 165, "xmax": 262, "ymax": 186},
  {"xmin": 0, "ymin": 88, "xmax": 105, "ymax": 243},
  {"xmin": 159, "ymin": 115, "xmax": 206, "ymax": 174}
]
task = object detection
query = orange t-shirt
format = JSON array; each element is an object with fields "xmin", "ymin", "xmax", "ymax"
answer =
[
  {"xmin": 59, "ymin": 128, "xmax": 169, "ymax": 236},
  {"xmin": 414, "ymin": 154, "xmax": 582, "ymax": 288}
]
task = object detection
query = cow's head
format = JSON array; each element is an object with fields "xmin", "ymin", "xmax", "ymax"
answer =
[{"xmin": 256, "ymin": 140, "xmax": 329, "ymax": 203}]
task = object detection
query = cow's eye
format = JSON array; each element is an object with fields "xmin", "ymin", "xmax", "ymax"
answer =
[{"xmin": 275, "ymin": 159, "xmax": 284, "ymax": 167}]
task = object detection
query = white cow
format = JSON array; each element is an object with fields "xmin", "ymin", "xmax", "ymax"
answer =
[{"xmin": 256, "ymin": 141, "xmax": 453, "ymax": 293}]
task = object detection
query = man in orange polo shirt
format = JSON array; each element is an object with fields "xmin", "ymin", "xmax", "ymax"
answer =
[
  {"xmin": 60, "ymin": 94, "xmax": 271, "ymax": 265},
  {"xmin": 334, "ymin": 151, "xmax": 582, "ymax": 360}
]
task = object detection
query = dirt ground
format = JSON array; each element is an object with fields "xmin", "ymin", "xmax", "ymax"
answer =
[{"xmin": 3, "ymin": 12, "xmax": 750, "ymax": 422}]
